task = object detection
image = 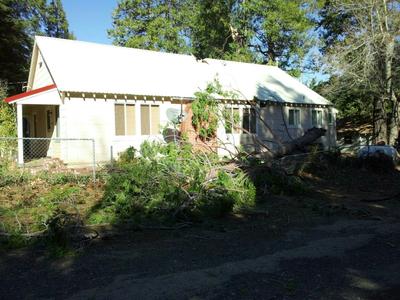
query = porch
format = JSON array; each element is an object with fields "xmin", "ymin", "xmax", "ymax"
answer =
[
  {"xmin": 4, "ymin": 84, "xmax": 63, "ymax": 165},
  {"xmin": 21, "ymin": 104, "xmax": 60, "ymax": 160}
]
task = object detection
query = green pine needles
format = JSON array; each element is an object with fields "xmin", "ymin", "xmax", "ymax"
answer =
[{"xmin": 192, "ymin": 80, "xmax": 238, "ymax": 140}]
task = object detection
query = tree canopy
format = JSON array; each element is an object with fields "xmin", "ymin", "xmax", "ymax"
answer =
[
  {"xmin": 109, "ymin": 0, "xmax": 317, "ymax": 74},
  {"xmin": 109, "ymin": 0, "xmax": 191, "ymax": 53},
  {"xmin": 44, "ymin": 0, "xmax": 75, "ymax": 39},
  {"xmin": 316, "ymin": 0, "xmax": 400, "ymax": 143},
  {"xmin": 0, "ymin": 0, "xmax": 74, "ymax": 94}
]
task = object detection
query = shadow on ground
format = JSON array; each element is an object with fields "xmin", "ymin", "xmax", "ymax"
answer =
[{"xmin": 1, "ymin": 155, "xmax": 400, "ymax": 299}]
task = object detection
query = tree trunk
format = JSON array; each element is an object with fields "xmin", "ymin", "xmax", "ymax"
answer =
[
  {"xmin": 385, "ymin": 37, "xmax": 397, "ymax": 144},
  {"xmin": 274, "ymin": 127, "xmax": 327, "ymax": 157}
]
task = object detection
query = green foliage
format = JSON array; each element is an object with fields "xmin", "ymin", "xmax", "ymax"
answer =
[
  {"xmin": 191, "ymin": 0, "xmax": 252, "ymax": 61},
  {"xmin": 117, "ymin": 146, "xmax": 137, "ymax": 164},
  {"xmin": 35, "ymin": 186, "xmax": 81, "ymax": 230},
  {"xmin": 223, "ymin": 107, "xmax": 241, "ymax": 133},
  {"xmin": 249, "ymin": 166, "xmax": 308, "ymax": 197},
  {"xmin": 0, "ymin": 0, "xmax": 74, "ymax": 93},
  {"xmin": 94, "ymin": 141, "xmax": 256, "ymax": 224},
  {"xmin": 43, "ymin": 0, "xmax": 75, "ymax": 39},
  {"xmin": 0, "ymin": 170, "xmax": 30, "ymax": 188},
  {"xmin": 192, "ymin": 80, "xmax": 238, "ymax": 140},
  {"xmin": 314, "ymin": 76, "xmax": 373, "ymax": 120},
  {"xmin": 241, "ymin": 0, "xmax": 315, "ymax": 70},
  {"xmin": 0, "ymin": 174, "xmax": 94, "ymax": 251},
  {"xmin": 0, "ymin": 1, "xmax": 33, "ymax": 87},
  {"xmin": 0, "ymin": 82, "xmax": 17, "ymax": 163},
  {"xmin": 109, "ymin": 0, "xmax": 191, "ymax": 53},
  {"xmin": 39, "ymin": 172, "xmax": 92, "ymax": 185},
  {"xmin": 192, "ymin": 83, "xmax": 220, "ymax": 140},
  {"xmin": 317, "ymin": 0, "xmax": 400, "ymax": 142},
  {"xmin": 212, "ymin": 170, "xmax": 256, "ymax": 212},
  {"xmin": 109, "ymin": 0, "xmax": 317, "ymax": 71}
]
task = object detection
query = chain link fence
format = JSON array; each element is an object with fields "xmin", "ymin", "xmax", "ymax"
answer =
[{"xmin": 0, "ymin": 137, "xmax": 96, "ymax": 182}]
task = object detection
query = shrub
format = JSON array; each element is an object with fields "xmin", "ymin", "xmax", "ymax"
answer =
[{"xmin": 95, "ymin": 141, "xmax": 256, "ymax": 224}]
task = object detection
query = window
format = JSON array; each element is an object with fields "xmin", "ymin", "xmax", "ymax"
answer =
[
  {"xmin": 242, "ymin": 107, "xmax": 256, "ymax": 134},
  {"xmin": 140, "ymin": 104, "xmax": 160, "ymax": 135},
  {"xmin": 224, "ymin": 107, "xmax": 241, "ymax": 134},
  {"xmin": 115, "ymin": 104, "xmax": 136, "ymax": 136},
  {"xmin": 328, "ymin": 111, "xmax": 334, "ymax": 125},
  {"xmin": 288, "ymin": 109, "xmax": 300, "ymax": 127},
  {"xmin": 311, "ymin": 110, "xmax": 323, "ymax": 127}
]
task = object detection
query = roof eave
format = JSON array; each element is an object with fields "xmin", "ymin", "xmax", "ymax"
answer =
[{"xmin": 4, "ymin": 84, "xmax": 58, "ymax": 104}]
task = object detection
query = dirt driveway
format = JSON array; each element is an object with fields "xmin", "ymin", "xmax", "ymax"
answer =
[{"xmin": 1, "ymin": 210, "xmax": 400, "ymax": 299}]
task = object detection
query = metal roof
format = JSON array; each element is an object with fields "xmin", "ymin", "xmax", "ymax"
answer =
[{"xmin": 35, "ymin": 36, "xmax": 331, "ymax": 106}]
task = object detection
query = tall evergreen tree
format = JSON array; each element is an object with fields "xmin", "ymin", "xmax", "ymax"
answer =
[
  {"xmin": 0, "ymin": 0, "xmax": 41, "ymax": 92},
  {"xmin": 43, "ymin": 0, "xmax": 74, "ymax": 39},
  {"xmin": 109, "ymin": 0, "xmax": 317, "ymax": 73},
  {"xmin": 109, "ymin": 0, "xmax": 191, "ymax": 53},
  {"xmin": 0, "ymin": 0, "xmax": 74, "ymax": 94},
  {"xmin": 241, "ymin": 0, "xmax": 317, "ymax": 73}
]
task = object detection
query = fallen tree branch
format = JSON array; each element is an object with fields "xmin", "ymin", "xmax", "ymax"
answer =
[{"xmin": 360, "ymin": 192, "xmax": 400, "ymax": 203}]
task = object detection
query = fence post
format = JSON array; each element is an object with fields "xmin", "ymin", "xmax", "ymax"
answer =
[
  {"xmin": 92, "ymin": 139, "xmax": 96, "ymax": 183},
  {"xmin": 110, "ymin": 145, "xmax": 113, "ymax": 166},
  {"xmin": 17, "ymin": 104, "xmax": 24, "ymax": 167}
]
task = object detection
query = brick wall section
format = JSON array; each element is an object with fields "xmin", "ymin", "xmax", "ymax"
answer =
[{"xmin": 179, "ymin": 103, "xmax": 217, "ymax": 153}]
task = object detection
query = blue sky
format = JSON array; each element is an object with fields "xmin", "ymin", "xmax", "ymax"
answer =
[{"xmin": 63, "ymin": 0, "xmax": 116, "ymax": 44}]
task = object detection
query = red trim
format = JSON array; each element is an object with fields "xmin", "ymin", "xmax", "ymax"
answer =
[{"xmin": 4, "ymin": 84, "xmax": 57, "ymax": 103}]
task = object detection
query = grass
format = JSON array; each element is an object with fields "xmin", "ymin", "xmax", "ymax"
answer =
[{"xmin": 0, "ymin": 172, "xmax": 104, "ymax": 250}]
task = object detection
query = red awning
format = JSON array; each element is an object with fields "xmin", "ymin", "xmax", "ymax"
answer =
[{"xmin": 4, "ymin": 84, "xmax": 57, "ymax": 104}]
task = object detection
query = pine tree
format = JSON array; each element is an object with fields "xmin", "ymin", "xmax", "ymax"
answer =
[
  {"xmin": 43, "ymin": 0, "xmax": 74, "ymax": 39},
  {"xmin": 0, "ymin": 0, "xmax": 37, "ymax": 92},
  {"xmin": 109, "ymin": 0, "xmax": 191, "ymax": 53},
  {"xmin": 109, "ymin": 0, "xmax": 316, "ymax": 72}
]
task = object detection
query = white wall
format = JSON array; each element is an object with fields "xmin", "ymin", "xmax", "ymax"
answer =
[
  {"xmin": 31, "ymin": 51, "xmax": 54, "ymax": 90},
  {"xmin": 257, "ymin": 104, "xmax": 336, "ymax": 151},
  {"xmin": 110, "ymin": 99, "xmax": 182, "ymax": 159},
  {"xmin": 59, "ymin": 97, "xmax": 114, "ymax": 164},
  {"xmin": 58, "ymin": 97, "xmax": 183, "ymax": 164},
  {"xmin": 55, "ymin": 98, "xmax": 337, "ymax": 165}
]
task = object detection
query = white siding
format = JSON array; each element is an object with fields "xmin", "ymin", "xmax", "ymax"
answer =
[
  {"xmin": 31, "ymin": 51, "xmax": 54, "ymax": 90},
  {"xmin": 40, "ymin": 97, "xmax": 337, "ymax": 165},
  {"xmin": 60, "ymin": 97, "xmax": 113, "ymax": 165},
  {"xmin": 111, "ymin": 100, "xmax": 182, "ymax": 159},
  {"xmin": 58, "ymin": 97, "xmax": 183, "ymax": 164},
  {"xmin": 258, "ymin": 105, "xmax": 336, "ymax": 150}
]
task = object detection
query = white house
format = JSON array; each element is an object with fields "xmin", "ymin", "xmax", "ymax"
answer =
[{"xmin": 5, "ymin": 36, "xmax": 337, "ymax": 165}]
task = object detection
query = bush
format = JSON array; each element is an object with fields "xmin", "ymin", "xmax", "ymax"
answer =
[{"xmin": 95, "ymin": 141, "xmax": 256, "ymax": 224}]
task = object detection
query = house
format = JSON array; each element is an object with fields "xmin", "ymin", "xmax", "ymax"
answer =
[{"xmin": 5, "ymin": 36, "xmax": 337, "ymax": 166}]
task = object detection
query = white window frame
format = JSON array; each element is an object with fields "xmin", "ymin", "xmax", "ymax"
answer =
[
  {"xmin": 288, "ymin": 108, "xmax": 301, "ymax": 127},
  {"xmin": 224, "ymin": 105, "xmax": 241, "ymax": 134},
  {"xmin": 327, "ymin": 111, "xmax": 334, "ymax": 125},
  {"xmin": 311, "ymin": 109, "xmax": 323, "ymax": 127},
  {"xmin": 242, "ymin": 107, "xmax": 257, "ymax": 134}
]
